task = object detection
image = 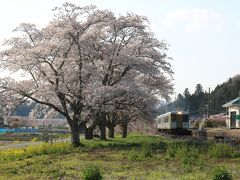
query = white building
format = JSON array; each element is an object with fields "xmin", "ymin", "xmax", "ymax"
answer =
[{"xmin": 222, "ymin": 97, "xmax": 240, "ymax": 129}]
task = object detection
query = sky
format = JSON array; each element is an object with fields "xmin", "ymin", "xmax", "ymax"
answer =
[{"xmin": 0, "ymin": 0, "xmax": 239, "ymax": 96}]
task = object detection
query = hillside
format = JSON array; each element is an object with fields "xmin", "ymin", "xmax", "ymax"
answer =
[
  {"xmin": 211, "ymin": 74, "xmax": 240, "ymax": 113},
  {"xmin": 159, "ymin": 74, "xmax": 240, "ymax": 118}
]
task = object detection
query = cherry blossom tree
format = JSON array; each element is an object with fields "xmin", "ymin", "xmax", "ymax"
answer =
[
  {"xmin": 0, "ymin": 3, "xmax": 173, "ymax": 146},
  {"xmin": 81, "ymin": 9, "xmax": 174, "ymax": 140},
  {"xmin": 105, "ymin": 83, "xmax": 160, "ymax": 138},
  {"xmin": 0, "ymin": 104, "xmax": 4, "ymax": 127}
]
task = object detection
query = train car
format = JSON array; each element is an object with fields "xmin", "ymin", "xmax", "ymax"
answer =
[{"xmin": 156, "ymin": 111, "xmax": 190, "ymax": 134}]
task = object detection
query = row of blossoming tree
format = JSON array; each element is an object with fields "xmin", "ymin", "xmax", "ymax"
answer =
[{"xmin": 0, "ymin": 3, "xmax": 173, "ymax": 147}]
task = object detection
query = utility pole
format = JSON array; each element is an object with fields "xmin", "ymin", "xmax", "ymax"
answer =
[
  {"xmin": 177, "ymin": 96, "xmax": 179, "ymax": 111},
  {"xmin": 208, "ymin": 87, "xmax": 210, "ymax": 118}
]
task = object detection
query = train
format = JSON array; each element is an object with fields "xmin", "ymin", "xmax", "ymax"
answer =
[{"xmin": 155, "ymin": 111, "xmax": 191, "ymax": 134}]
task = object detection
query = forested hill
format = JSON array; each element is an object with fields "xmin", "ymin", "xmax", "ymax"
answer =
[
  {"xmin": 12, "ymin": 102, "xmax": 36, "ymax": 117},
  {"xmin": 160, "ymin": 74, "xmax": 240, "ymax": 117},
  {"xmin": 211, "ymin": 74, "xmax": 240, "ymax": 113}
]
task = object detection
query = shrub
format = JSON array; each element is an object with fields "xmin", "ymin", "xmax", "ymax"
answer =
[
  {"xmin": 212, "ymin": 166, "xmax": 232, "ymax": 180},
  {"xmin": 82, "ymin": 164, "xmax": 103, "ymax": 180}
]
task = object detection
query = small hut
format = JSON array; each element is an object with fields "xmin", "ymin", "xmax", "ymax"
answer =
[{"xmin": 222, "ymin": 97, "xmax": 240, "ymax": 129}]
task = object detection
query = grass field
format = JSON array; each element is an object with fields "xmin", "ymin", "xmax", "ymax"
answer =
[{"xmin": 0, "ymin": 133, "xmax": 239, "ymax": 179}]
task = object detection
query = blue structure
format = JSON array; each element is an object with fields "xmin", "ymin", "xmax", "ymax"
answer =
[{"xmin": 0, "ymin": 128, "xmax": 38, "ymax": 134}]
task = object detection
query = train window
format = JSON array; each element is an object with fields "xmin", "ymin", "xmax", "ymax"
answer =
[
  {"xmin": 164, "ymin": 117, "xmax": 168, "ymax": 123},
  {"xmin": 183, "ymin": 115, "xmax": 189, "ymax": 122},
  {"xmin": 172, "ymin": 114, "xmax": 189, "ymax": 122},
  {"xmin": 171, "ymin": 114, "xmax": 177, "ymax": 122}
]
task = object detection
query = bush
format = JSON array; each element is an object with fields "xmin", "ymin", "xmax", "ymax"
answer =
[
  {"xmin": 212, "ymin": 166, "xmax": 232, "ymax": 180},
  {"xmin": 82, "ymin": 164, "xmax": 103, "ymax": 180}
]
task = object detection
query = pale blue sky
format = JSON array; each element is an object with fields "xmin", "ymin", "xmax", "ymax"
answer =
[{"xmin": 0, "ymin": 0, "xmax": 239, "ymax": 95}]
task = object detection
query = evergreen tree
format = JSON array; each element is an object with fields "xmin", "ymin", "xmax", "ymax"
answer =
[
  {"xmin": 177, "ymin": 93, "xmax": 185, "ymax": 111},
  {"xmin": 183, "ymin": 88, "xmax": 191, "ymax": 111},
  {"xmin": 194, "ymin": 84, "xmax": 204, "ymax": 96}
]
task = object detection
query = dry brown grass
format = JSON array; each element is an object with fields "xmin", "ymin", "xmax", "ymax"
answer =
[{"xmin": 203, "ymin": 128, "xmax": 240, "ymax": 138}]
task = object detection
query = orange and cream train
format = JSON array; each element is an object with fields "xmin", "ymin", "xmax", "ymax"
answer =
[{"xmin": 156, "ymin": 111, "xmax": 190, "ymax": 134}]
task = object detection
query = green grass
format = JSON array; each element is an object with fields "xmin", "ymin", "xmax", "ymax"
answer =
[
  {"xmin": 0, "ymin": 133, "xmax": 41, "ymax": 141},
  {"xmin": 0, "ymin": 132, "xmax": 71, "ymax": 142},
  {"xmin": 81, "ymin": 132, "xmax": 168, "ymax": 150},
  {"xmin": 0, "ymin": 133, "xmax": 239, "ymax": 179}
]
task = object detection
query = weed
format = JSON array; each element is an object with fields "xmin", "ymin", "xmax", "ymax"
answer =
[
  {"xmin": 178, "ymin": 147, "xmax": 203, "ymax": 172},
  {"xmin": 31, "ymin": 137, "xmax": 38, "ymax": 142},
  {"xmin": 208, "ymin": 143, "xmax": 234, "ymax": 158},
  {"xmin": 165, "ymin": 143, "xmax": 178, "ymax": 159},
  {"xmin": 7, "ymin": 167, "xmax": 18, "ymax": 175},
  {"xmin": 128, "ymin": 142, "xmax": 153, "ymax": 161},
  {"xmin": 122, "ymin": 164, "xmax": 131, "ymax": 169},
  {"xmin": 164, "ymin": 142, "xmax": 205, "ymax": 171},
  {"xmin": 0, "ymin": 142, "xmax": 72, "ymax": 162},
  {"xmin": 165, "ymin": 142, "xmax": 185, "ymax": 160},
  {"xmin": 212, "ymin": 166, "xmax": 232, "ymax": 180},
  {"xmin": 82, "ymin": 164, "xmax": 103, "ymax": 180},
  {"xmin": 50, "ymin": 169, "xmax": 66, "ymax": 179},
  {"xmin": 141, "ymin": 141, "xmax": 153, "ymax": 158},
  {"xmin": 128, "ymin": 147, "xmax": 141, "ymax": 161}
]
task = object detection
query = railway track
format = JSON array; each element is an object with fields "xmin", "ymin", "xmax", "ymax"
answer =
[{"xmin": 158, "ymin": 130, "xmax": 240, "ymax": 147}]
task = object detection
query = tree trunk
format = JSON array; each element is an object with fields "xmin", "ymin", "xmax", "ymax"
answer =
[
  {"xmin": 122, "ymin": 123, "xmax": 128, "ymax": 138},
  {"xmin": 96, "ymin": 111, "xmax": 107, "ymax": 140},
  {"xmin": 106, "ymin": 112, "xmax": 117, "ymax": 138},
  {"xmin": 85, "ymin": 127, "xmax": 94, "ymax": 140},
  {"xmin": 70, "ymin": 121, "xmax": 81, "ymax": 147},
  {"xmin": 108, "ymin": 124, "xmax": 115, "ymax": 138},
  {"xmin": 99, "ymin": 123, "xmax": 107, "ymax": 140},
  {"xmin": 81, "ymin": 123, "xmax": 93, "ymax": 140}
]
